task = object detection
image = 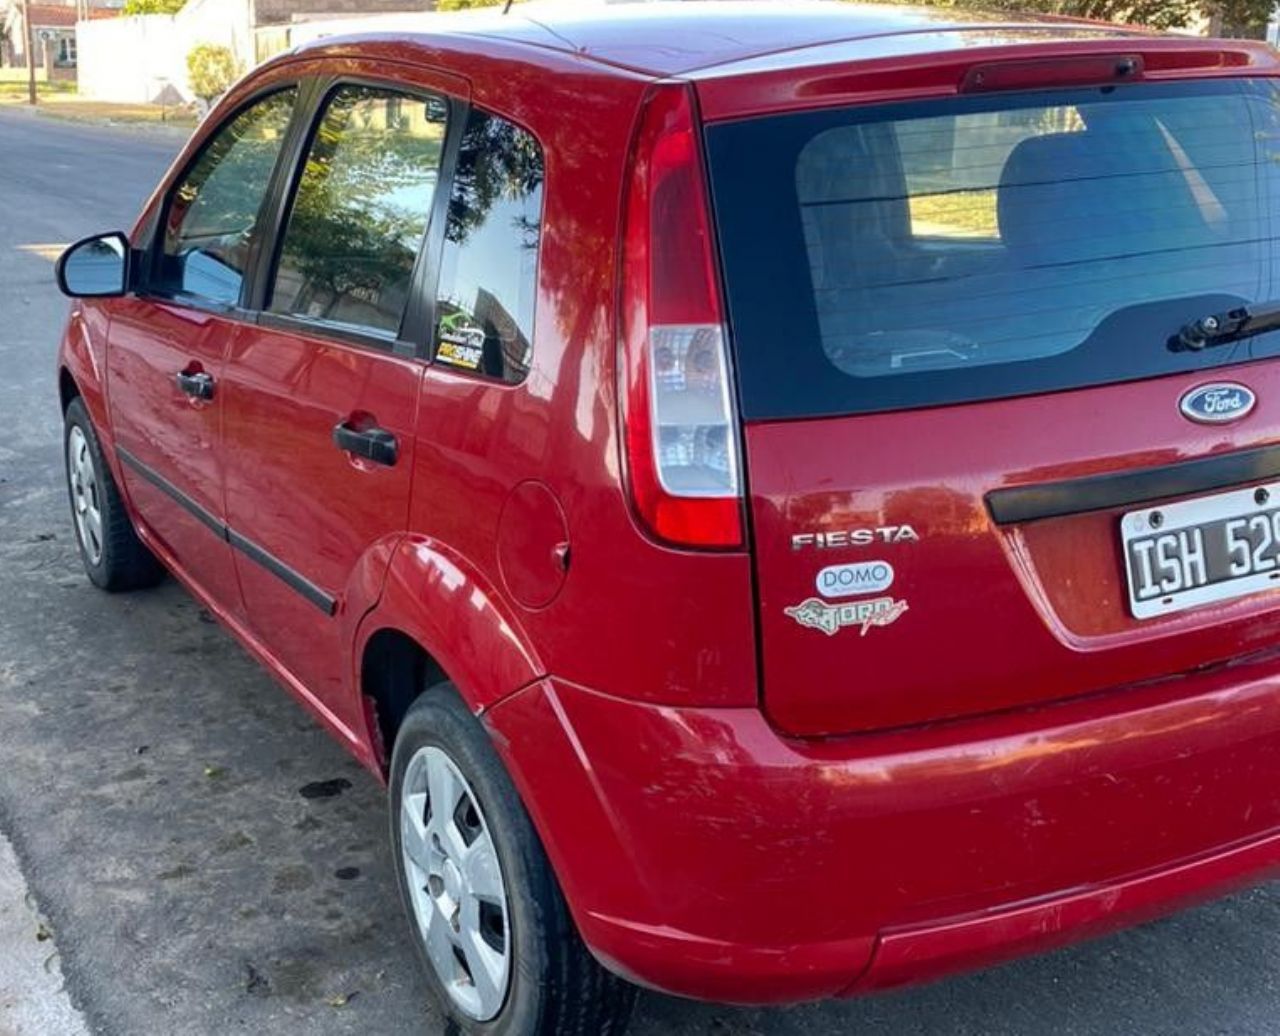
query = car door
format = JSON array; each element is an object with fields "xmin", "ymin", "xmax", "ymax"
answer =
[
  {"xmin": 219, "ymin": 76, "xmax": 459, "ymax": 735},
  {"xmin": 107, "ymin": 87, "xmax": 302, "ymax": 616}
]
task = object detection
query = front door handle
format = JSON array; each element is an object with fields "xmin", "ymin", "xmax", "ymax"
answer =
[
  {"xmin": 175, "ymin": 370, "xmax": 215, "ymax": 401},
  {"xmin": 332, "ymin": 421, "xmax": 398, "ymax": 467}
]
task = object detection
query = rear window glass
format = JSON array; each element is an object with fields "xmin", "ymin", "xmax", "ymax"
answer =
[{"xmin": 706, "ymin": 79, "xmax": 1280, "ymax": 419}]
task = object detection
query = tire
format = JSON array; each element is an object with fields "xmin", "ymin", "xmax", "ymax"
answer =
[
  {"xmin": 63, "ymin": 397, "xmax": 164, "ymax": 592},
  {"xmin": 389, "ymin": 686, "xmax": 637, "ymax": 1036}
]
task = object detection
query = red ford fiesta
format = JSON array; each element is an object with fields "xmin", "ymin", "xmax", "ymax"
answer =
[{"xmin": 53, "ymin": 3, "xmax": 1280, "ymax": 1032}]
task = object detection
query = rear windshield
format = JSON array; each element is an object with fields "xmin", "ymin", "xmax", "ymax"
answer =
[{"xmin": 706, "ymin": 79, "xmax": 1280, "ymax": 420}]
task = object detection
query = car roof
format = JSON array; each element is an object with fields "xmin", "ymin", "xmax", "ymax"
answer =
[{"xmin": 293, "ymin": 0, "xmax": 1152, "ymax": 80}]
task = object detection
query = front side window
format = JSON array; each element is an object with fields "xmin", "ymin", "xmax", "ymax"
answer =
[
  {"xmin": 433, "ymin": 109, "xmax": 544, "ymax": 383},
  {"xmin": 268, "ymin": 85, "xmax": 448, "ymax": 340},
  {"xmin": 707, "ymin": 79, "xmax": 1280, "ymax": 419},
  {"xmin": 157, "ymin": 89, "xmax": 297, "ymax": 306}
]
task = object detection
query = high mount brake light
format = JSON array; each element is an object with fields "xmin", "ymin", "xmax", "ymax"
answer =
[
  {"xmin": 961, "ymin": 54, "xmax": 1144, "ymax": 93},
  {"xmin": 619, "ymin": 83, "xmax": 744, "ymax": 549}
]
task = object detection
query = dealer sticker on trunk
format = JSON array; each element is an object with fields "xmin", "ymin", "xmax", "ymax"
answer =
[
  {"xmin": 815, "ymin": 560, "xmax": 894, "ymax": 598},
  {"xmin": 785, "ymin": 596, "xmax": 909, "ymax": 637}
]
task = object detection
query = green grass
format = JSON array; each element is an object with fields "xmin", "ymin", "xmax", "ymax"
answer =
[
  {"xmin": 29, "ymin": 99, "xmax": 197, "ymax": 127},
  {"xmin": 0, "ymin": 80, "xmax": 76, "ymax": 98},
  {"xmin": 909, "ymin": 190, "xmax": 1000, "ymax": 240},
  {"xmin": 0, "ymin": 87, "xmax": 198, "ymax": 128}
]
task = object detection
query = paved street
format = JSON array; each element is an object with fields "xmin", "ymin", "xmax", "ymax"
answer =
[{"xmin": 6, "ymin": 107, "xmax": 1280, "ymax": 1036}]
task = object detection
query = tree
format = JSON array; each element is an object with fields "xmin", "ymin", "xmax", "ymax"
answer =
[
  {"xmin": 446, "ymin": 110, "xmax": 543, "ymax": 247},
  {"xmin": 1207, "ymin": 0, "xmax": 1275, "ymax": 36},
  {"xmin": 270, "ymin": 88, "xmax": 449, "ymax": 327},
  {"xmin": 894, "ymin": 0, "xmax": 1191, "ymax": 29},
  {"xmin": 873, "ymin": 0, "xmax": 1270, "ymax": 35},
  {"xmin": 123, "ymin": 0, "xmax": 186, "ymax": 14},
  {"xmin": 186, "ymin": 43, "xmax": 239, "ymax": 104}
]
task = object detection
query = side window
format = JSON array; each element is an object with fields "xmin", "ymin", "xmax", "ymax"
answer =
[
  {"xmin": 268, "ymin": 84, "xmax": 448, "ymax": 340},
  {"xmin": 158, "ymin": 89, "xmax": 297, "ymax": 306},
  {"xmin": 434, "ymin": 109, "xmax": 544, "ymax": 383}
]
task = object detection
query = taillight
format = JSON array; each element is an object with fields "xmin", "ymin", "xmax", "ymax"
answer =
[{"xmin": 619, "ymin": 83, "xmax": 744, "ymax": 549}]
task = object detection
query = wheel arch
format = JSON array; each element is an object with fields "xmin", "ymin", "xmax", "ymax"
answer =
[
  {"xmin": 354, "ymin": 534, "xmax": 544, "ymax": 772},
  {"xmin": 59, "ymin": 366, "xmax": 81, "ymax": 412},
  {"xmin": 57, "ymin": 305, "xmax": 114, "ymax": 457},
  {"xmin": 359, "ymin": 627, "xmax": 448, "ymax": 771}
]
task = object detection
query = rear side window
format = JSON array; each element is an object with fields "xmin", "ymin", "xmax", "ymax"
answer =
[
  {"xmin": 433, "ymin": 109, "xmax": 544, "ymax": 383},
  {"xmin": 269, "ymin": 84, "xmax": 448, "ymax": 341},
  {"xmin": 706, "ymin": 79, "xmax": 1280, "ymax": 419},
  {"xmin": 157, "ymin": 89, "xmax": 297, "ymax": 306}
]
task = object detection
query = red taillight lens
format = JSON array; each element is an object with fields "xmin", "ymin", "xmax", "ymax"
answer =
[{"xmin": 619, "ymin": 83, "xmax": 743, "ymax": 550}]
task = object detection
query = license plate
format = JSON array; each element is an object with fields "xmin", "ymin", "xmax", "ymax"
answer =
[{"xmin": 1122, "ymin": 482, "xmax": 1280, "ymax": 619}]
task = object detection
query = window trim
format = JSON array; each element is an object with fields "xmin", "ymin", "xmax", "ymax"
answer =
[
  {"xmin": 257, "ymin": 75, "xmax": 464, "ymax": 358},
  {"xmin": 140, "ymin": 81, "xmax": 313, "ymax": 320},
  {"xmin": 405, "ymin": 90, "xmax": 467, "ymax": 363}
]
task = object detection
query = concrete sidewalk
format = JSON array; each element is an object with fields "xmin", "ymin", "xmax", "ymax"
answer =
[{"xmin": 0, "ymin": 832, "xmax": 89, "ymax": 1036}]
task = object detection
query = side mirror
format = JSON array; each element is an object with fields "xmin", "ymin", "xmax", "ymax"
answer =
[{"xmin": 55, "ymin": 232, "xmax": 132, "ymax": 298}]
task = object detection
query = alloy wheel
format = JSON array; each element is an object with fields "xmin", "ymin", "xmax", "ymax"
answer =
[
  {"xmin": 400, "ymin": 745, "xmax": 512, "ymax": 1021},
  {"xmin": 67, "ymin": 425, "xmax": 103, "ymax": 565}
]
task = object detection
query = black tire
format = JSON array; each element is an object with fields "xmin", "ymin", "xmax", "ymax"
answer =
[
  {"xmin": 63, "ymin": 397, "xmax": 164, "ymax": 592},
  {"xmin": 389, "ymin": 686, "xmax": 638, "ymax": 1036}
]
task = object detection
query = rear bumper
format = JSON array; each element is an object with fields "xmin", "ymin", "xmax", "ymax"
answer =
[{"xmin": 483, "ymin": 655, "xmax": 1280, "ymax": 1003}]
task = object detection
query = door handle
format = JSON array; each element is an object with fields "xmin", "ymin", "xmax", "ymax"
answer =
[
  {"xmin": 332, "ymin": 421, "xmax": 398, "ymax": 467},
  {"xmin": 175, "ymin": 370, "xmax": 215, "ymax": 401}
]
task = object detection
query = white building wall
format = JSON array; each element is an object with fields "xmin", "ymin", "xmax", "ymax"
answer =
[{"xmin": 76, "ymin": 0, "xmax": 252, "ymax": 103}]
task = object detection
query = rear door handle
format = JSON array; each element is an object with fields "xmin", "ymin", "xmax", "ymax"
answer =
[
  {"xmin": 175, "ymin": 370, "xmax": 215, "ymax": 401},
  {"xmin": 332, "ymin": 422, "xmax": 398, "ymax": 467}
]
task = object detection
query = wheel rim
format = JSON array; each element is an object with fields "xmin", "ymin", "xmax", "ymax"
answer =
[
  {"xmin": 400, "ymin": 745, "xmax": 511, "ymax": 1021},
  {"xmin": 67, "ymin": 426, "xmax": 103, "ymax": 566}
]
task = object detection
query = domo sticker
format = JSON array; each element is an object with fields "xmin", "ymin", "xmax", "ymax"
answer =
[{"xmin": 815, "ymin": 560, "xmax": 894, "ymax": 598}]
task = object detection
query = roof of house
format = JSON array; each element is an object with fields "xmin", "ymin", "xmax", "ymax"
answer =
[
  {"xmin": 295, "ymin": 0, "xmax": 1151, "ymax": 78},
  {"xmin": 25, "ymin": 3, "xmax": 121, "ymax": 27}
]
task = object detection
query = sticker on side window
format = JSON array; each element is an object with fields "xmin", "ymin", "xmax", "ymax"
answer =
[
  {"xmin": 436, "ymin": 311, "xmax": 485, "ymax": 371},
  {"xmin": 785, "ymin": 596, "xmax": 908, "ymax": 637}
]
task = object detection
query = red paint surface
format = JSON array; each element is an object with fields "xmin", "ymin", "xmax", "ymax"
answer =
[
  {"xmin": 497, "ymin": 481, "xmax": 570, "ymax": 609},
  {"xmin": 106, "ymin": 300, "xmax": 244, "ymax": 614},
  {"xmin": 220, "ymin": 323, "xmax": 423, "ymax": 735},
  {"xmin": 53, "ymin": 4, "xmax": 1280, "ymax": 1004},
  {"xmin": 487, "ymin": 663, "xmax": 1280, "ymax": 1000},
  {"xmin": 748, "ymin": 360, "xmax": 1280, "ymax": 737}
]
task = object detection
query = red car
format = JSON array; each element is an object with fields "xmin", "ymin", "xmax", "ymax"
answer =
[{"xmin": 53, "ymin": 2, "xmax": 1280, "ymax": 1033}]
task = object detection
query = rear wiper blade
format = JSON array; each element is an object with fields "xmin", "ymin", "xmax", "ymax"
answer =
[{"xmin": 1174, "ymin": 300, "xmax": 1280, "ymax": 351}]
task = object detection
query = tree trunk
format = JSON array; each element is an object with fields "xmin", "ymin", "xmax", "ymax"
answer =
[{"xmin": 21, "ymin": 0, "xmax": 36, "ymax": 105}]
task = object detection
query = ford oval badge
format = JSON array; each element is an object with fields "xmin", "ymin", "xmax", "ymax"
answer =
[{"xmin": 1179, "ymin": 382, "xmax": 1256, "ymax": 424}]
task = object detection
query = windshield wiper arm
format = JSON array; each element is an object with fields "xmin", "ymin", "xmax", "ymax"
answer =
[{"xmin": 1174, "ymin": 300, "xmax": 1280, "ymax": 351}]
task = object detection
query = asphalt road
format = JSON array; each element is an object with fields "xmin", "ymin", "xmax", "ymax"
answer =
[{"xmin": 5, "ymin": 107, "xmax": 1280, "ymax": 1036}]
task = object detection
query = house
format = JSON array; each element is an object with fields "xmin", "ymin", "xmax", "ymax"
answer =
[
  {"xmin": 252, "ymin": 1, "xmax": 440, "ymax": 66},
  {"xmin": 76, "ymin": 0, "xmax": 437, "ymax": 102},
  {"xmin": 1, "ymin": 0, "xmax": 122, "ymax": 81}
]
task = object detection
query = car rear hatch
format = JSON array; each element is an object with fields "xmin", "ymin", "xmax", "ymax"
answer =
[{"xmin": 703, "ymin": 56, "xmax": 1280, "ymax": 736}]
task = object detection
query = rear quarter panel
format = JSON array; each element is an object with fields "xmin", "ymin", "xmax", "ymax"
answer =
[{"xmin": 352, "ymin": 37, "xmax": 759, "ymax": 713}]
